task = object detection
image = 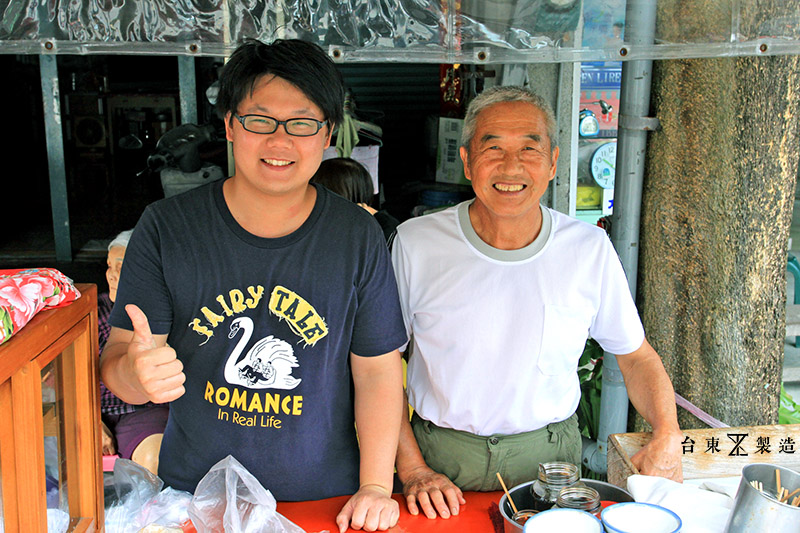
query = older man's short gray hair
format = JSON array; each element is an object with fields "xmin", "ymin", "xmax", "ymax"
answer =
[
  {"xmin": 108, "ymin": 229, "xmax": 134, "ymax": 251},
  {"xmin": 460, "ymin": 86, "xmax": 558, "ymax": 153}
]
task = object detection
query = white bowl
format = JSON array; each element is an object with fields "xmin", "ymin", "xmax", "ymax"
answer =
[
  {"xmin": 522, "ymin": 508, "xmax": 603, "ymax": 532},
  {"xmin": 601, "ymin": 502, "xmax": 682, "ymax": 533}
]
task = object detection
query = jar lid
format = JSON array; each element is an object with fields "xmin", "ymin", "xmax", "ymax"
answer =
[
  {"xmin": 512, "ymin": 509, "xmax": 538, "ymax": 525},
  {"xmin": 557, "ymin": 486, "xmax": 601, "ymax": 511},
  {"xmin": 538, "ymin": 462, "xmax": 580, "ymax": 485}
]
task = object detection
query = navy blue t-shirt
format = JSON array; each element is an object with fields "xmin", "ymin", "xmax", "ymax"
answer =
[{"xmin": 110, "ymin": 180, "xmax": 407, "ymax": 500}]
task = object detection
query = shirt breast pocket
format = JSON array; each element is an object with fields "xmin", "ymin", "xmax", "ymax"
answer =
[{"xmin": 537, "ymin": 305, "xmax": 592, "ymax": 376}]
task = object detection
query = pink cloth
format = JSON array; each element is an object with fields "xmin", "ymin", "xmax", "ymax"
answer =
[{"xmin": 0, "ymin": 268, "xmax": 81, "ymax": 345}]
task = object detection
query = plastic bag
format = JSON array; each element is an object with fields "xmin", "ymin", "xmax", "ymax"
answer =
[
  {"xmin": 188, "ymin": 455, "xmax": 305, "ymax": 533},
  {"xmin": 105, "ymin": 459, "xmax": 193, "ymax": 533},
  {"xmin": 47, "ymin": 508, "xmax": 70, "ymax": 533}
]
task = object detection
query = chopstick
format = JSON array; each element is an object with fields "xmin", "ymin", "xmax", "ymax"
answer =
[
  {"xmin": 496, "ymin": 472, "xmax": 519, "ymax": 515},
  {"xmin": 780, "ymin": 488, "xmax": 800, "ymax": 504},
  {"xmin": 750, "ymin": 470, "xmax": 800, "ymax": 507},
  {"xmin": 774, "ymin": 468, "xmax": 800, "ymax": 507}
]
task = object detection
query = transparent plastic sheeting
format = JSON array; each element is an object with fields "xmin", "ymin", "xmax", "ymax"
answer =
[{"xmin": 0, "ymin": 0, "xmax": 798, "ymax": 63}]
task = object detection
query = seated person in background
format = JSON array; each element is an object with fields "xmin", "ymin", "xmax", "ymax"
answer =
[
  {"xmin": 311, "ymin": 157, "xmax": 400, "ymax": 243},
  {"xmin": 391, "ymin": 85, "xmax": 682, "ymax": 519},
  {"xmin": 99, "ymin": 229, "xmax": 168, "ymax": 476}
]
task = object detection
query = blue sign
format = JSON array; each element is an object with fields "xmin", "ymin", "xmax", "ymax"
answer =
[{"xmin": 581, "ymin": 65, "xmax": 622, "ymax": 90}]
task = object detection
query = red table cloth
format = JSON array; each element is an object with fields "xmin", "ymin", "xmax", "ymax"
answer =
[{"xmin": 277, "ymin": 491, "xmax": 506, "ymax": 533}]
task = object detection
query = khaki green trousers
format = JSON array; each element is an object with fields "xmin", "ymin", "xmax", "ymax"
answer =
[{"xmin": 411, "ymin": 412, "xmax": 582, "ymax": 491}]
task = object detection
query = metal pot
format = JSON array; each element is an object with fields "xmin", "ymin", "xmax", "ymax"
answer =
[{"xmin": 499, "ymin": 479, "xmax": 634, "ymax": 532}]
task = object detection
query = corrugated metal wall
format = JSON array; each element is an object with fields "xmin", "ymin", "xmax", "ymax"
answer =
[{"xmin": 338, "ymin": 63, "xmax": 443, "ymax": 218}]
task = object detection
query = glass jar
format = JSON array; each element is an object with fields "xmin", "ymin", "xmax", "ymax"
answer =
[
  {"xmin": 530, "ymin": 461, "xmax": 581, "ymax": 512},
  {"xmin": 555, "ymin": 486, "xmax": 602, "ymax": 517},
  {"xmin": 512, "ymin": 509, "xmax": 538, "ymax": 525}
]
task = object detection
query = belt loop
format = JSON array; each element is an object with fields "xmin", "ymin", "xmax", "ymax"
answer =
[
  {"xmin": 546, "ymin": 421, "xmax": 558, "ymax": 444},
  {"xmin": 412, "ymin": 412, "xmax": 435, "ymax": 435},
  {"xmin": 422, "ymin": 418, "xmax": 432, "ymax": 434}
]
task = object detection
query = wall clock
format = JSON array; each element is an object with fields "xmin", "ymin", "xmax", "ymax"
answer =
[{"xmin": 590, "ymin": 141, "xmax": 616, "ymax": 189}]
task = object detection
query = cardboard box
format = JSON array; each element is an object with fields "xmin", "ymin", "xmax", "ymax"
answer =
[{"xmin": 435, "ymin": 117, "xmax": 469, "ymax": 186}]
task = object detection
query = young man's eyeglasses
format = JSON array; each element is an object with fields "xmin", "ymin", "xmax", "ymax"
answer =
[{"xmin": 233, "ymin": 114, "xmax": 328, "ymax": 137}]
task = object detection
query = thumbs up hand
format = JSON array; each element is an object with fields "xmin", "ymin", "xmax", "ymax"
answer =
[{"xmin": 125, "ymin": 304, "xmax": 186, "ymax": 403}]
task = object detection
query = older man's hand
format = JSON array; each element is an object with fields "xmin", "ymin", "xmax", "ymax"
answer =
[
  {"xmin": 630, "ymin": 429, "xmax": 684, "ymax": 482},
  {"xmin": 401, "ymin": 465, "xmax": 466, "ymax": 519}
]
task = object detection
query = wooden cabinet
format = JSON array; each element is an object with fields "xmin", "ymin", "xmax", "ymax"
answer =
[{"xmin": 0, "ymin": 284, "xmax": 103, "ymax": 532}]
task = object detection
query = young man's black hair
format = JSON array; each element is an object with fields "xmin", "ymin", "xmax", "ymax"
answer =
[{"xmin": 216, "ymin": 39, "xmax": 345, "ymax": 130}]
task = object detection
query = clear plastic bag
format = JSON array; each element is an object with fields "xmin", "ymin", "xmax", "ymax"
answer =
[
  {"xmin": 187, "ymin": 455, "xmax": 306, "ymax": 533},
  {"xmin": 104, "ymin": 459, "xmax": 193, "ymax": 533},
  {"xmin": 47, "ymin": 508, "xmax": 70, "ymax": 533}
]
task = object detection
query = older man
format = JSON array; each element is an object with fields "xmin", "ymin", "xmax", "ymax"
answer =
[{"xmin": 391, "ymin": 86, "xmax": 682, "ymax": 519}]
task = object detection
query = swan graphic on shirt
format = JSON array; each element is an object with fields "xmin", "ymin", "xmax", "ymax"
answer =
[{"xmin": 223, "ymin": 316, "xmax": 301, "ymax": 390}]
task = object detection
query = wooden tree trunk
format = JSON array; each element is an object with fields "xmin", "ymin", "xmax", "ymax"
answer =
[{"xmin": 638, "ymin": 1, "xmax": 800, "ymax": 429}]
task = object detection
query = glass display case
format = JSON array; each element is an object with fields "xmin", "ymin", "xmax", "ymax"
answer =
[{"xmin": 0, "ymin": 284, "xmax": 103, "ymax": 532}]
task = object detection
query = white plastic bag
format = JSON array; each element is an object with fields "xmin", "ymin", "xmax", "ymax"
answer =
[
  {"xmin": 188, "ymin": 455, "xmax": 305, "ymax": 533},
  {"xmin": 47, "ymin": 508, "xmax": 70, "ymax": 533},
  {"xmin": 104, "ymin": 459, "xmax": 193, "ymax": 533}
]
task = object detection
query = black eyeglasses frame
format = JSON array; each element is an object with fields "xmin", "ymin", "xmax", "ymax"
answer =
[{"xmin": 233, "ymin": 113, "xmax": 328, "ymax": 137}]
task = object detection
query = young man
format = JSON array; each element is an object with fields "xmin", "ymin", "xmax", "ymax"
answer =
[
  {"xmin": 100, "ymin": 39, "xmax": 407, "ymax": 532},
  {"xmin": 391, "ymin": 86, "xmax": 683, "ymax": 519}
]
